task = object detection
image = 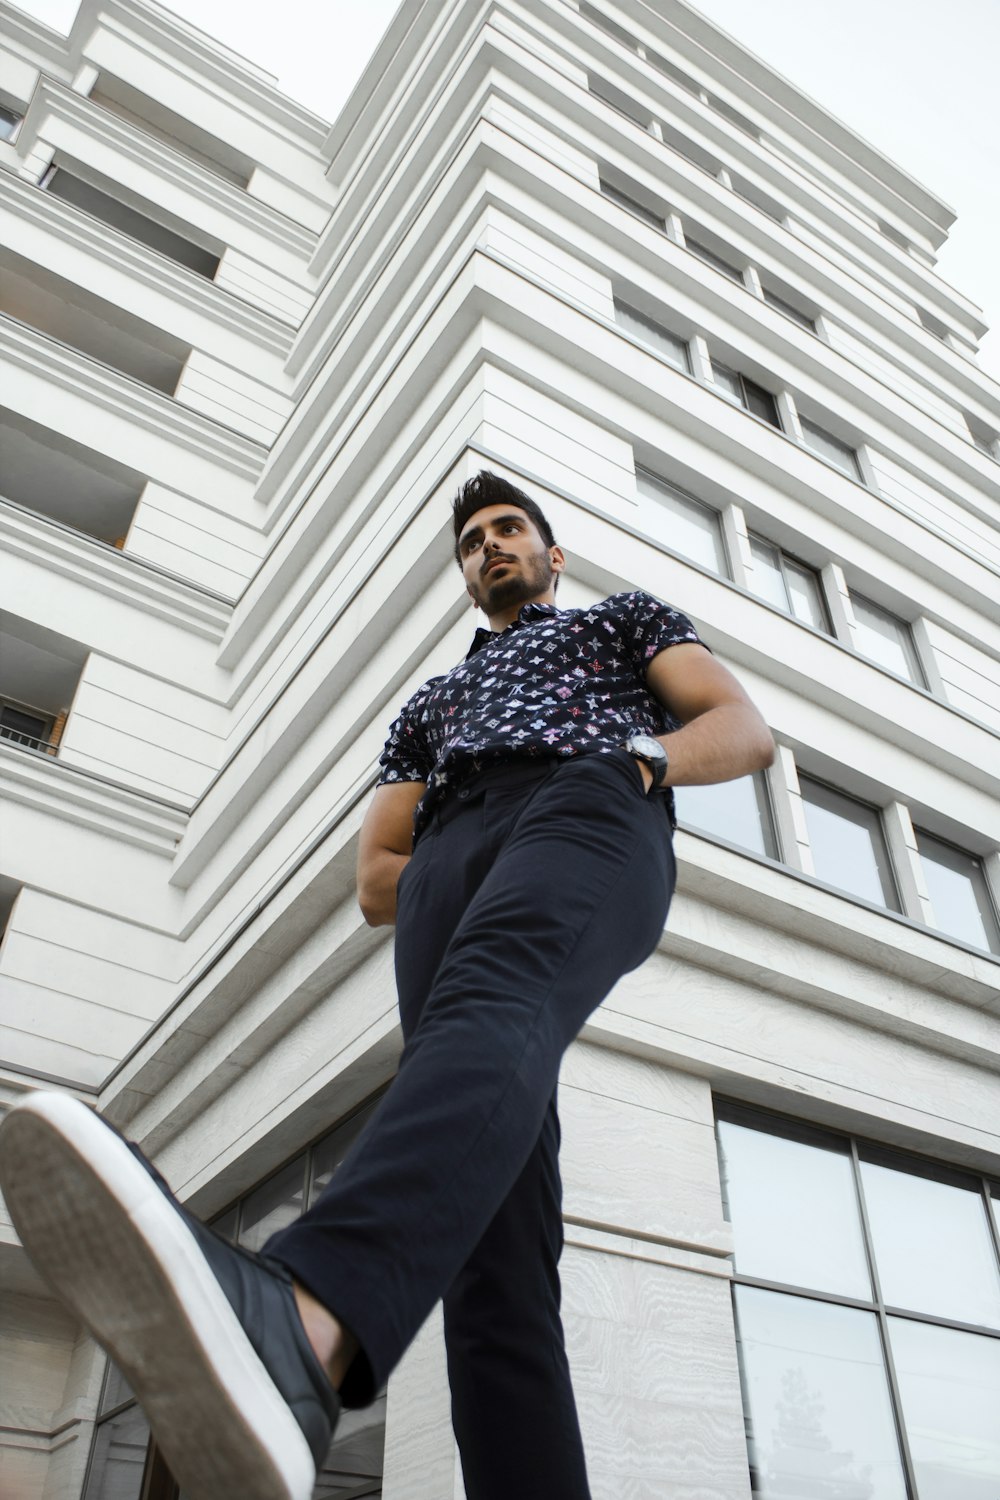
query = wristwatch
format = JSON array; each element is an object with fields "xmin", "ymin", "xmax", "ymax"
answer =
[{"xmin": 622, "ymin": 733, "xmax": 668, "ymax": 790}]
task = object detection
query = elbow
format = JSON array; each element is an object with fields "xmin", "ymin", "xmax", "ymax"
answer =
[
  {"xmin": 759, "ymin": 726, "xmax": 776, "ymax": 770},
  {"xmin": 358, "ymin": 889, "xmax": 390, "ymax": 927}
]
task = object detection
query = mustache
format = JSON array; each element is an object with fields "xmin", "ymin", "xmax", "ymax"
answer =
[{"xmin": 481, "ymin": 553, "xmax": 516, "ymax": 577}]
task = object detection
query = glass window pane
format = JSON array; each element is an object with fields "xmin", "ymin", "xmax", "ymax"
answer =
[
  {"xmin": 309, "ymin": 1104, "xmax": 377, "ymax": 1206},
  {"xmin": 799, "ymin": 777, "xmax": 899, "ymax": 910},
  {"xmin": 850, "ymin": 594, "xmax": 923, "ymax": 683},
  {"xmin": 743, "ymin": 379, "xmax": 781, "ymax": 428},
  {"xmin": 784, "ymin": 559, "xmax": 829, "ymax": 631},
  {"xmin": 800, "ymin": 417, "xmax": 861, "ymax": 479},
  {"xmin": 718, "ymin": 1119, "xmax": 871, "ymax": 1296},
  {"xmin": 636, "ymin": 471, "xmax": 727, "ymax": 573},
  {"xmin": 676, "ymin": 773, "xmax": 777, "ymax": 858},
  {"xmin": 687, "ymin": 237, "xmax": 743, "ymax": 281},
  {"xmin": 615, "ymin": 300, "xmax": 690, "ymax": 371},
  {"xmin": 889, "ymin": 1318, "xmax": 1000, "ymax": 1500},
  {"xmin": 748, "ymin": 536, "xmax": 791, "ymax": 611},
  {"xmin": 711, "ymin": 360, "xmax": 744, "ymax": 403},
  {"xmin": 762, "ymin": 287, "xmax": 815, "ymax": 331},
  {"xmin": 315, "ymin": 1394, "xmax": 386, "ymax": 1498},
  {"xmin": 917, "ymin": 832, "xmax": 1000, "ymax": 953},
  {"xmin": 238, "ymin": 1155, "xmax": 306, "ymax": 1252},
  {"xmin": 82, "ymin": 1402, "xmax": 151, "ymax": 1500},
  {"xmin": 860, "ymin": 1160, "xmax": 1000, "ymax": 1327},
  {"xmin": 734, "ymin": 1286, "xmax": 907, "ymax": 1500},
  {"xmin": 600, "ymin": 179, "xmax": 664, "ymax": 229},
  {"xmin": 99, "ymin": 1361, "xmax": 135, "ymax": 1417}
]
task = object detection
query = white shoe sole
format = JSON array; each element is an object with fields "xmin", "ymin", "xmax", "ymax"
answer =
[{"xmin": 0, "ymin": 1093, "xmax": 316, "ymax": 1500}]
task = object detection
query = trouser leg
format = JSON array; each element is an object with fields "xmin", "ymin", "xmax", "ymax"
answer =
[
  {"xmin": 444, "ymin": 1094, "xmax": 590, "ymax": 1500},
  {"xmin": 266, "ymin": 753, "xmax": 674, "ymax": 1408}
]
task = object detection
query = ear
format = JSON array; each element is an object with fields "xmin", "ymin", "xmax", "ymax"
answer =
[{"xmin": 550, "ymin": 545, "xmax": 566, "ymax": 575}]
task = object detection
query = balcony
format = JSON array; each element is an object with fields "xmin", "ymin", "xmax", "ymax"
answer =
[
  {"xmin": 1, "ymin": 249, "xmax": 190, "ymax": 395},
  {"xmin": 0, "ymin": 408, "xmax": 143, "ymax": 547},
  {"xmin": 0, "ymin": 617, "xmax": 86, "ymax": 761}
]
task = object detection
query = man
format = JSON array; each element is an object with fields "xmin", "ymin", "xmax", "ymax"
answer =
[{"xmin": 0, "ymin": 470, "xmax": 773, "ymax": 1500}]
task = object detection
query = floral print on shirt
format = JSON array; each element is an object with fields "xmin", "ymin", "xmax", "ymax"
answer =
[{"xmin": 378, "ymin": 590, "xmax": 703, "ymax": 839}]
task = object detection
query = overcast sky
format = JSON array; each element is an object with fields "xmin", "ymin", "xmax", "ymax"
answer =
[{"xmin": 16, "ymin": 0, "xmax": 1000, "ymax": 382}]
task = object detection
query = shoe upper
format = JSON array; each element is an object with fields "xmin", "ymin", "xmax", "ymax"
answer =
[{"xmin": 128, "ymin": 1144, "xmax": 341, "ymax": 1470}]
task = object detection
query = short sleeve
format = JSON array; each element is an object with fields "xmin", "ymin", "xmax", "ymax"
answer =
[
  {"xmin": 616, "ymin": 590, "xmax": 704, "ymax": 672},
  {"xmin": 377, "ymin": 697, "xmax": 435, "ymax": 786}
]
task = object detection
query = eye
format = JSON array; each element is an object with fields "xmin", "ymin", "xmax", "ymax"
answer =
[{"xmin": 503, "ymin": 523, "xmax": 519, "ymax": 534}]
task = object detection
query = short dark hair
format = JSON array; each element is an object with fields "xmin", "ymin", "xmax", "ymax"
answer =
[{"xmin": 452, "ymin": 470, "xmax": 557, "ymax": 565}]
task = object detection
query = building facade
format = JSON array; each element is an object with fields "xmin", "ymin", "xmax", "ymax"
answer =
[{"xmin": 1, "ymin": 0, "xmax": 999, "ymax": 1497}]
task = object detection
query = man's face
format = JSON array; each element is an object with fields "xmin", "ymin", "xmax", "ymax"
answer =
[{"xmin": 458, "ymin": 504, "xmax": 561, "ymax": 614}]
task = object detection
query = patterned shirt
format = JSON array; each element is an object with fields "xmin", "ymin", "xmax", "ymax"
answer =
[{"xmin": 379, "ymin": 590, "xmax": 703, "ymax": 840}]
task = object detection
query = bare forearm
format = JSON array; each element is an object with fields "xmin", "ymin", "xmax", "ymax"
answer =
[
  {"xmin": 357, "ymin": 851, "xmax": 410, "ymax": 927},
  {"xmin": 660, "ymin": 703, "xmax": 774, "ymax": 786}
]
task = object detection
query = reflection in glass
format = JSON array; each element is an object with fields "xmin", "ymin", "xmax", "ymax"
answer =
[
  {"xmin": 800, "ymin": 417, "xmax": 862, "ymax": 480},
  {"xmin": 917, "ymin": 831, "xmax": 1000, "ymax": 953},
  {"xmin": 718, "ymin": 1120, "xmax": 870, "ymax": 1296},
  {"xmin": 615, "ymin": 299, "xmax": 691, "ymax": 372},
  {"xmin": 238, "ymin": 1155, "xmax": 306, "ymax": 1252},
  {"xmin": 861, "ymin": 1160, "xmax": 1000, "ymax": 1328},
  {"xmin": 850, "ymin": 594, "xmax": 924, "ymax": 684},
  {"xmin": 315, "ymin": 1394, "xmax": 387, "ymax": 1498},
  {"xmin": 889, "ymin": 1318, "xmax": 1000, "ymax": 1500},
  {"xmin": 636, "ymin": 470, "xmax": 727, "ymax": 574},
  {"xmin": 98, "ymin": 1361, "xmax": 135, "ymax": 1416},
  {"xmin": 735, "ymin": 1286, "xmax": 906, "ymax": 1500},
  {"xmin": 309, "ymin": 1106, "xmax": 375, "ymax": 1206},
  {"xmin": 676, "ymin": 774, "xmax": 777, "ymax": 858},
  {"xmin": 82, "ymin": 1402, "xmax": 151, "ymax": 1500},
  {"xmin": 799, "ymin": 777, "xmax": 899, "ymax": 910},
  {"xmin": 747, "ymin": 537, "xmax": 828, "ymax": 631}
]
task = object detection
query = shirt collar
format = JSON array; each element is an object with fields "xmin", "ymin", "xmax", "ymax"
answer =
[{"xmin": 465, "ymin": 600, "xmax": 561, "ymax": 659}]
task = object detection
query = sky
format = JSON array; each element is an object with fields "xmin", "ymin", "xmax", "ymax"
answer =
[{"xmin": 15, "ymin": 0, "xmax": 1000, "ymax": 382}]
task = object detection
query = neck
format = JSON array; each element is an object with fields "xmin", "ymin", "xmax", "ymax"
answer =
[{"xmin": 487, "ymin": 588, "xmax": 557, "ymax": 633}]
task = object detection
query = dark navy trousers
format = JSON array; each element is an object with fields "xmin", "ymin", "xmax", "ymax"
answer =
[{"xmin": 268, "ymin": 751, "xmax": 675, "ymax": 1499}]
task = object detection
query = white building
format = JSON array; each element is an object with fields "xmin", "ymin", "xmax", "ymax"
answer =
[{"xmin": 1, "ymin": 0, "xmax": 999, "ymax": 1496}]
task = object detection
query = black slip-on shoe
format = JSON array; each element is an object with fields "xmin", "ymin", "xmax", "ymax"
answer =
[{"xmin": 0, "ymin": 1092, "xmax": 340, "ymax": 1500}]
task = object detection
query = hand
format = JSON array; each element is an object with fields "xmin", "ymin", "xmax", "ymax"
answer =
[{"xmin": 636, "ymin": 759, "xmax": 654, "ymax": 794}]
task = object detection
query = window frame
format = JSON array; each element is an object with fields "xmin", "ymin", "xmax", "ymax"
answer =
[
  {"xmin": 634, "ymin": 465, "xmax": 730, "ymax": 577},
  {"xmin": 849, "ymin": 591, "xmax": 926, "ymax": 687},
  {"xmin": 797, "ymin": 773, "xmax": 901, "ymax": 912},
  {"xmin": 685, "ymin": 234, "xmax": 745, "ymax": 283},
  {"xmin": 914, "ymin": 828, "xmax": 1000, "ymax": 955},
  {"xmin": 798, "ymin": 414, "xmax": 863, "ymax": 480},
  {"xmin": 613, "ymin": 296, "xmax": 692, "ymax": 373},
  {"xmin": 710, "ymin": 360, "xmax": 782, "ymax": 428},
  {"xmin": 746, "ymin": 533, "xmax": 831, "ymax": 632},
  {"xmin": 716, "ymin": 1100, "xmax": 1000, "ymax": 1500}
]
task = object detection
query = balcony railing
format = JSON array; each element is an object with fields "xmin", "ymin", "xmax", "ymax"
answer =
[{"xmin": 0, "ymin": 723, "xmax": 59, "ymax": 755}]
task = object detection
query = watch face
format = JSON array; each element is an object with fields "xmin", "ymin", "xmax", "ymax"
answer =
[{"xmin": 631, "ymin": 734, "xmax": 666, "ymax": 761}]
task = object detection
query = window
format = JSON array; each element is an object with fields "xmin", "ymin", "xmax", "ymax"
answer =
[
  {"xmin": 916, "ymin": 831, "xmax": 1000, "ymax": 953},
  {"xmin": 747, "ymin": 536, "xmax": 830, "ymax": 632},
  {"xmin": 599, "ymin": 177, "xmax": 666, "ymax": 231},
  {"xmin": 588, "ymin": 75, "xmax": 655, "ymax": 132},
  {"xmin": 965, "ymin": 413, "xmax": 998, "ymax": 457},
  {"xmin": 730, "ymin": 174, "xmax": 784, "ymax": 223},
  {"xmin": 0, "ymin": 104, "xmax": 22, "ymax": 141},
  {"xmin": 877, "ymin": 218, "xmax": 912, "ymax": 251},
  {"xmin": 686, "ymin": 236, "xmax": 744, "ymax": 283},
  {"xmin": 82, "ymin": 1097, "xmax": 387, "ymax": 1500},
  {"xmin": 918, "ymin": 306, "xmax": 949, "ymax": 341},
  {"xmin": 798, "ymin": 416, "xmax": 862, "ymax": 480},
  {"xmin": 614, "ymin": 298, "xmax": 690, "ymax": 372},
  {"xmin": 708, "ymin": 96, "xmax": 760, "ymax": 139},
  {"xmin": 0, "ymin": 698, "xmax": 55, "ymax": 753},
  {"xmin": 644, "ymin": 48, "xmax": 701, "ymax": 97},
  {"xmin": 717, "ymin": 1106, "xmax": 1000, "ymax": 1500},
  {"xmin": 761, "ymin": 285, "xmax": 815, "ymax": 333},
  {"xmin": 849, "ymin": 593, "xmax": 924, "ymax": 684},
  {"xmin": 675, "ymin": 772, "xmax": 777, "ymax": 858},
  {"xmin": 636, "ymin": 469, "xmax": 727, "ymax": 574},
  {"xmin": 799, "ymin": 776, "xmax": 899, "ymax": 910},
  {"xmin": 44, "ymin": 170, "xmax": 221, "ymax": 279},
  {"xmin": 711, "ymin": 362, "xmax": 781, "ymax": 428},
  {"xmin": 578, "ymin": 2, "xmax": 638, "ymax": 50}
]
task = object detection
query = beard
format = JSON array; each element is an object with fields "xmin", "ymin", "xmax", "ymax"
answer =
[{"xmin": 471, "ymin": 549, "xmax": 555, "ymax": 613}]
